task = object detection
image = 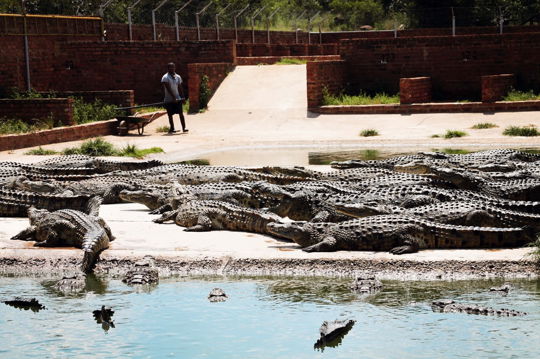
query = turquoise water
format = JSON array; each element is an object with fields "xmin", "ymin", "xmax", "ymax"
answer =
[{"xmin": 1, "ymin": 276, "xmax": 539, "ymax": 359}]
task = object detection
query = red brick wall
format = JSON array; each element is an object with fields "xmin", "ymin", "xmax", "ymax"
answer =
[
  {"xmin": 481, "ymin": 74, "xmax": 515, "ymax": 103},
  {"xmin": 339, "ymin": 33, "xmax": 540, "ymax": 101},
  {"xmin": 237, "ymin": 55, "xmax": 340, "ymax": 66},
  {"xmin": 0, "ymin": 98, "xmax": 74, "ymax": 126},
  {"xmin": 45, "ymin": 90, "xmax": 135, "ymax": 108},
  {"xmin": 236, "ymin": 43, "xmax": 338, "ymax": 57},
  {"xmin": 306, "ymin": 60, "xmax": 347, "ymax": 108},
  {"xmin": 187, "ymin": 63, "xmax": 235, "ymax": 112},
  {"xmin": 400, "ymin": 77, "xmax": 432, "ymax": 104},
  {"xmin": 50, "ymin": 40, "xmax": 236, "ymax": 104}
]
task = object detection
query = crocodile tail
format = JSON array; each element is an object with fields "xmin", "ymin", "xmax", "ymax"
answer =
[
  {"xmin": 85, "ymin": 196, "xmax": 103, "ymax": 216},
  {"xmin": 80, "ymin": 229, "xmax": 110, "ymax": 274}
]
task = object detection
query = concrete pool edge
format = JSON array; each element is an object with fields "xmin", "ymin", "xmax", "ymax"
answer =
[{"xmin": 1, "ymin": 251, "xmax": 538, "ymax": 281}]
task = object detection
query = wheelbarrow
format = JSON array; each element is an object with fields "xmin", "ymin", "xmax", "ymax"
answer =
[{"xmin": 115, "ymin": 102, "xmax": 164, "ymax": 136}]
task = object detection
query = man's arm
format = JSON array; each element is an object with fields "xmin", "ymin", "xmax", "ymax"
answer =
[
  {"xmin": 162, "ymin": 82, "xmax": 176, "ymax": 101},
  {"xmin": 177, "ymin": 81, "xmax": 186, "ymax": 101}
]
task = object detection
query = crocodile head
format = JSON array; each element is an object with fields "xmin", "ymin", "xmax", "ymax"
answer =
[
  {"xmin": 333, "ymin": 202, "xmax": 387, "ymax": 218},
  {"xmin": 266, "ymin": 221, "xmax": 320, "ymax": 247},
  {"xmin": 394, "ymin": 161, "xmax": 432, "ymax": 174},
  {"xmin": 119, "ymin": 190, "xmax": 162, "ymax": 210}
]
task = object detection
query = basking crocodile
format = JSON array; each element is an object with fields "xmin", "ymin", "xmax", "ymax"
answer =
[
  {"xmin": 154, "ymin": 200, "xmax": 284, "ymax": 235},
  {"xmin": 350, "ymin": 277, "xmax": 383, "ymax": 295},
  {"xmin": 208, "ymin": 288, "xmax": 228, "ymax": 302},
  {"xmin": 266, "ymin": 214, "xmax": 535, "ymax": 253},
  {"xmin": 35, "ymin": 155, "xmax": 163, "ymax": 173},
  {"xmin": 52, "ymin": 274, "xmax": 87, "ymax": 295},
  {"xmin": 123, "ymin": 257, "xmax": 159, "ymax": 286},
  {"xmin": 314, "ymin": 319, "xmax": 355, "ymax": 351},
  {"xmin": 335, "ymin": 200, "xmax": 540, "ymax": 230},
  {"xmin": 431, "ymin": 300, "xmax": 527, "ymax": 316},
  {"xmin": 11, "ymin": 205, "xmax": 114, "ymax": 273},
  {"xmin": 3, "ymin": 298, "xmax": 46, "ymax": 312},
  {"xmin": 0, "ymin": 188, "xmax": 101, "ymax": 216}
]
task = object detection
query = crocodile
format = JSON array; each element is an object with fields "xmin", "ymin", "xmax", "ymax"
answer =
[
  {"xmin": 334, "ymin": 200, "xmax": 540, "ymax": 230},
  {"xmin": 330, "ymin": 152, "xmax": 448, "ymax": 169},
  {"xmin": 3, "ymin": 298, "xmax": 46, "ymax": 312},
  {"xmin": 0, "ymin": 188, "xmax": 101, "ymax": 216},
  {"xmin": 93, "ymin": 306, "xmax": 115, "ymax": 331},
  {"xmin": 266, "ymin": 214, "xmax": 535, "ymax": 253},
  {"xmin": 431, "ymin": 300, "xmax": 527, "ymax": 316},
  {"xmin": 34, "ymin": 155, "xmax": 163, "ymax": 173},
  {"xmin": 350, "ymin": 277, "xmax": 383, "ymax": 295},
  {"xmin": 208, "ymin": 288, "xmax": 228, "ymax": 302},
  {"xmin": 123, "ymin": 257, "xmax": 159, "ymax": 286},
  {"xmin": 154, "ymin": 200, "xmax": 284, "ymax": 235},
  {"xmin": 51, "ymin": 274, "xmax": 87, "ymax": 295},
  {"xmin": 11, "ymin": 204, "xmax": 113, "ymax": 273},
  {"xmin": 489, "ymin": 284, "xmax": 511, "ymax": 294},
  {"xmin": 314, "ymin": 319, "xmax": 355, "ymax": 351}
]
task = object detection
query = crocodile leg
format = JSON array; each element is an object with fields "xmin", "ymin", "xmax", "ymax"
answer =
[
  {"xmin": 303, "ymin": 236, "xmax": 338, "ymax": 252},
  {"xmin": 149, "ymin": 204, "xmax": 172, "ymax": 215},
  {"xmin": 153, "ymin": 210, "xmax": 179, "ymax": 223},
  {"xmin": 10, "ymin": 225, "xmax": 36, "ymax": 241},
  {"xmin": 389, "ymin": 238, "xmax": 421, "ymax": 255},
  {"xmin": 183, "ymin": 215, "xmax": 213, "ymax": 231}
]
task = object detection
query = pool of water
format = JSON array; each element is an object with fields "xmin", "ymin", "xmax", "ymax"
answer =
[
  {"xmin": 175, "ymin": 146, "xmax": 540, "ymax": 166},
  {"xmin": 1, "ymin": 276, "xmax": 539, "ymax": 358}
]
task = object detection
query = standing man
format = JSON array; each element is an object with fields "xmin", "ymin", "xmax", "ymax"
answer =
[{"xmin": 161, "ymin": 62, "xmax": 188, "ymax": 134}]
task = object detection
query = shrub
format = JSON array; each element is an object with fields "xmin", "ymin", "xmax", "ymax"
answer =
[
  {"xmin": 61, "ymin": 138, "xmax": 164, "ymax": 158},
  {"xmin": 443, "ymin": 130, "xmax": 468, "ymax": 139},
  {"xmin": 503, "ymin": 89, "xmax": 540, "ymax": 102},
  {"xmin": 25, "ymin": 147, "xmax": 59, "ymax": 155},
  {"xmin": 116, "ymin": 144, "xmax": 164, "ymax": 159},
  {"xmin": 72, "ymin": 98, "xmax": 117, "ymax": 125},
  {"xmin": 323, "ymin": 89, "xmax": 399, "ymax": 106},
  {"xmin": 156, "ymin": 126, "xmax": 170, "ymax": 133},
  {"xmin": 75, "ymin": 138, "xmax": 116, "ymax": 156},
  {"xmin": 503, "ymin": 125, "xmax": 539, "ymax": 137},
  {"xmin": 0, "ymin": 117, "xmax": 53, "ymax": 135},
  {"xmin": 199, "ymin": 75, "xmax": 211, "ymax": 110},
  {"xmin": 276, "ymin": 58, "xmax": 307, "ymax": 65},
  {"xmin": 471, "ymin": 122, "xmax": 497, "ymax": 129},
  {"xmin": 359, "ymin": 129, "xmax": 379, "ymax": 137}
]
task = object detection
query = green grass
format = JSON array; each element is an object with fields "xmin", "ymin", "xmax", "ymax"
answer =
[
  {"xmin": 443, "ymin": 130, "xmax": 468, "ymax": 139},
  {"xmin": 178, "ymin": 159, "xmax": 210, "ymax": 166},
  {"xmin": 359, "ymin": 129, "xmax": 379, "ymax": 137},
  {"xmin": 25, "ymin": 147, "xmax": 59, "ymax": 155},
  {"xmin": 116, "ymin": 144, "xmax": 164, "ymax": 159},
  {"xmin": 503, "ymin": 89, "xmax": 540, "ymax": 102},
  {"xmin": 276, "ymin": 58, "xmax": 308, "ymax": 65},
  {"xmin": 0, "ymin": 117, "xmax": 54, "ymax": 135},
  {"xmin": 155, "ymin": 126, "xmax": 170, "ymax": 133},
  {"xmin": 503, "ymin": 125, "xmax": 539, "ymax": 137},
  {"xmin": 471, "ymin": 122, "xmax": 498, "ymax": 129},
  {"xmin": 431, "ymin": 148, "xmax": 472, "ymax": 155},
  {"xmin": 323, "ymin": 89, "xmax": 399, "ymax": 106},
  {"xmin": 72, "ymin": 98, "xmax": 117, "ymax": 125},
  {"xmin": 60, "ymin": 138, "xmax": 164, "ymax": 158}
]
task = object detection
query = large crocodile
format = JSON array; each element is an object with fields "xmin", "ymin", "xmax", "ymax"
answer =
[
  {"xmin": 154, "ymin": 200, "xmax": 284, "ymax": 235},
  {"xmin": 266, "ymin": 214, "xmax": 535, "ymax": 253},
  {"xmin": 123, "ymin": 257, "xmax": 159, "ymax": 286},
  {"xmin": 0, "ymin": 188, "xmax": 101, "ymax": 216},
  {"xmin": 335, "ymin": 200, "xmax": 540, "ymax": 230},
  {"xmin": 431, "ymin": 300, "xmax": 527, "ymax": 316},
  {"xmin": 11, "ymin": 204, "xmax": 114, "ymax": 273}
]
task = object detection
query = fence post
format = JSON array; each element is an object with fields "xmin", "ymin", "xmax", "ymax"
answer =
[
  {"xmin": 175, "ymin": 0, "xmax": 193, "ymax": 41},
  {"xmin": 234, "ymin": 5, "xmax": 250, "ymax": 43},
  {"xmin": 307, "ymin": 12, "xmax": 319, "ymax": 45},
  {"xmin": 128, "ymin": 0, "xmax": 143, "ymax": 41},
  {"xmin": 216, "ymin": 3, "xmax": 232, "ymax": 40},
  {"xmin": 266, "ymin": 7, "xmax": 280, "ymax": 44},
  {"xmin": 98, "ymin": 0, "xmax": 114, "ymax": 41},
  {"xmin": 293, "ymin": 10, "xmax": 306, "ymax": 44},
  {"xmin": 21, "ymin": 0, "xmax": 31, "ymax": 91},
  {"xmin": 251, "ymin": 6, "xmax": 267, "ymax": 44},
  {"xmin": 152, "ymin": 0, "xmax": 169, "ymax": 41},
  {"xmin": 196, "ymin": 1, "xmax": 213, "ymax": 41},
  {"xmin": 451, "ymin": 7, "xmax": 456, "ymax": 36},
  {"xmin": 499, "ymin": 7, "xmax": 504, "ymax": 34}
]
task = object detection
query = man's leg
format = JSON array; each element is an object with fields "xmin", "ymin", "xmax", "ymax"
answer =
[
  {"xmin": 179, "ymin": 111, "xmax": 188, "ymax": 132},
  {"xmin": 165, "ymin": 103, "xmax": 176, "ymax": 133}
]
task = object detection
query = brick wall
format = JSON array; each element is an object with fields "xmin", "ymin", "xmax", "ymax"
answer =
[
  {"xmin": 306, "ymin": 60, "xmax": 347, "ymax": 108},
  {"xmin": 50, "ymin": 40, "xmax": 236, "ymax": 104},
  {"xmin": 236, "ymin": 43, "xmax": 338, "ymax": 57},
  {"xmin": 44, "ymin": 90, "xmax": 135, "ymax": 108},
  {"xmin": 0, "ymin": 98, "xmax": 74, "ymax": 126},
  {"xmin": 339, "ymin": 32, "xmax": 540, "ymax": 101},
  {"xmin": 481, "ymin": 74, "xmax": 515, "ymax": 103},
  {"xmin": 187, "ymin": 63, "xmax": 235, "ymax": 112},
  {"xmin": 237, "ymin": 55, "xmax": 341, "ymax": 66},
  {"xmin": 400, "ymin": 77, "xmax": 432, "ymax": 104}
]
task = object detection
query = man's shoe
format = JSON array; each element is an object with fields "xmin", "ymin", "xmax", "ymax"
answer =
[
  {"xmin": 183, "ymin": 129, "xmax": 189, "ymax": 133},
  {"xmin": 168, "ymin": 130, "xmax": 177, "ymax": 134}
]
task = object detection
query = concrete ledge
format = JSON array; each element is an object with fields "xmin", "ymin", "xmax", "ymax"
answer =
[
  {"xmin": 311, "ymin": 100, "xmax": 540, "ymax": 114},
  {"xmin": 237, "ymin": 55, "xmax": 341, "ymax": 66}
]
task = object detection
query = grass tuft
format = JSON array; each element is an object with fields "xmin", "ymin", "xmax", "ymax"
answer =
[
  {"xmin": 471, "ymin": 122, "xmax": 498, "ymax": 129},
  {"xmin": 503, "ymin": 89, "xmax": 540, "ymax": 102},
  {"xmin": 156, "ymin": 126, "xmax": 170, "ymax": 133},
  {"xmin": 0, "ymin": 118, "xmax": 53, "ymax": 135},
  {"xmin": 59, "ymin": 138, "xmax": 164, "ymax": 158},
  {"xmin": 503, "ymin": 125, "xmax": 539, "ymax": 137},
  {"xmin": 276, "ymin": 58, "xmax": 308, "ymax": 65},
  {"xmin": 443, "ymin": 130, "xmax": 468, "ymax": 139},
  {"xmin": 25, "ymin": 147, "xmax": 59, "ymax": 155},
  {"xmin": 322, "ymin": 88, "xmax": 399, "ymax": 106},
  {"xmin": 359, "ymin": 129, "xmax": 379, "ymax": 137},
  {"xmin": 432, "ymin": 148, "xmax": 472, "ymax": 155},
  {"xmin": 116, "ymin": 144, "xmax": 164, "ymax": 159}
]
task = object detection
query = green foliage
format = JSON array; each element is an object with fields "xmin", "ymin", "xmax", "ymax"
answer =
[
  {"xmin": 359, "ymin": 129, "xmax": 379, "ymax": 137},
  {"xmin": 72, "ymin": 98, "xmax": 117, "ymax": 125},
  {"xmin": 503, "ymin": 126, "xmax": 539, "ymax": 137},
  {"xmin": 62, "ymin": 138, "xmax": 164, "ymax": 158},
  {"xmin": 199, "ymin": 75, "xmax": 211, "ymax": 110},
  {"xmin": 323, "ymin": 89, "xmax": 399, "ymax": 106},
  {"xmin": 471, "ymin": 122, "xmax": 498, "ymax": 129},
  {"xmin": 0, "ymin": 118, "xmax": 53, "ymax": 135},
  {"xmin": 155, "ymin": 126, "xmax": 170, "ymax": 133},
  {"xmin": 330, "ymin": 0, "xmax": 385, "ymax": 29},
  {"xmin": 276, "ymin": 58, "xmax": 308, "ymax": 65},
  {"xmin": 443, "ymin": 130, "xmax": 468, "ymax": 139},
  {"xmin": 116, "ymin": 144, "xmax": 164, "ymax": 159},
  {"xmin": 431, "ymin": 148, "xmax": 471, "ymax": 155},
  {"xmin": 135, "ymin": 106, "xmax": 165, "ymax": 114},
  {"xmin": 24, "ymin": 147, "xmax": 59, "ymax": 155},
  {"xmin": 77, "ymin": 138, "xmax": 117, "ymax": 156},
  {"xmin": 178, "ymin": 159, "xmax": 211, "ymax": 166},
  {"xmin": 503, "ymin": 89, "xmax": 540, "ymax": 102}
]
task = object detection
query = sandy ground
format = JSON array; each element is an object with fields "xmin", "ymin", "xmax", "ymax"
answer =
[{"xmin": 0, "ymin": 64, "xmax": 539, "ymax": 279}]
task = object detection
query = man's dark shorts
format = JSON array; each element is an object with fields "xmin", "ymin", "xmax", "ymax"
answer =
[{"xmin": 164, "ymin": 102, "xmax": 182, "ymax": 116}]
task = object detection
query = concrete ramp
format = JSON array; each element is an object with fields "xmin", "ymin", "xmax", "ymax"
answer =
[{"xmin": 208, "ymin": 65, "xmax": 307, "ymax": 110}]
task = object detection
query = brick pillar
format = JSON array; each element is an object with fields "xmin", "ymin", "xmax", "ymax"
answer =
[
  {"xmin": 400, "ymin": 77, "xmax": 432, "ymax": 104},
  {"xmin": 481, "ymin": 74, "xmax": 515, "ymax": 102}
]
